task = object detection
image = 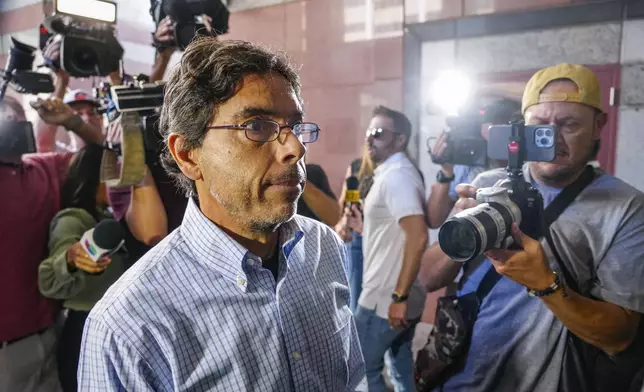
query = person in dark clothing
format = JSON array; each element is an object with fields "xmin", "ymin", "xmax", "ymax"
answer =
[{"xmin": 297, "ymin": 163, "xmax": 341, "ymax": 226}]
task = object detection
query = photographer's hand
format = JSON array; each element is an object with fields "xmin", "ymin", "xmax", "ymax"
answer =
[
  {"xmin": 151, "ymin": 17, "xmax": 176, "ymax": 82},
  {"xmin": 432, "ymin": 132, "xmax": 454, "ymax": 176},
  {"xmin": 486, "ymin": 223, "xmax": 640, "ymax": 356},
  {"xmin": 155, "ymin": 16, "xmax": 175, "ymax": 48},
  {"xmin": 485, "ymin": 223, "xmax": 554, "ymax": 290},
  {"xmin": 42, "ymin": 38, "xmax": 70, "ymax": 99},
  {"xmin": 31, "ymin": 97, "xmax": 76, "ymax": 126},
  {"xmin": 453, "ymin": 184, "xmax": 479, "ymax": 213}
]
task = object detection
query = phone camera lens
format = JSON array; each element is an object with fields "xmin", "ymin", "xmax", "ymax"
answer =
[
  {"xmin": 536, "ymin": 129, "xmax": 544, "ymax": 137},
  {"xmin": 545, "ymin": 129, "xmax": 553, "ymax": 137},
  {"xmin": 541, "ymin": 138, "xmax": 550, "ymax": 146}
]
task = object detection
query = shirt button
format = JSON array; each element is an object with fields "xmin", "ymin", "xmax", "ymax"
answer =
[{"xmin": 292, "ymin": 352, "xmax": 302, "ymax": 361}]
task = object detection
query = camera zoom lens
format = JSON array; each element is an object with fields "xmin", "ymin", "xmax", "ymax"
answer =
[
  {"xmin": 536, "ymin": 129, "xmax": 544, "ymax": 137},
  {"xmin": 438, "ymin": 220, "xmax": 479, "ymax": 261},
  {"xmin": 438, "ymin": 200, "xmax": 519, "ymax": 263},
  {"xmin": 540, "ymin": 138, "xmax": 550, "ymax": 146},
  {"xmin": 545, "ymin": 129, "xmax": 553, "ymax": 137},
  {"xmin": 72, "ymin": 47, "xmax": 99, "ymax": 73}
]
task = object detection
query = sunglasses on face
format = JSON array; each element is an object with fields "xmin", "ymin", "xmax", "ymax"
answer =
[
  {"xmin": 365, "ymin": 127, "xmax": 396, "ymax": 139},
  {"xmin": 208, "ymin": 119, "xmax": 320, "ymax": 144}
]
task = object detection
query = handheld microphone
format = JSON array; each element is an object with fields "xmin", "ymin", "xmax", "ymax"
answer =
[
  {"xmin": 80, "ymin": 219, "xmax": 125, "ymax": 262},
  {"xmin": 345, "ymin": 176, "xmax": 360, "ymax": 207},
  {"xmin": 345, "ymin": 176, "xmax": 361, "ymax": 221}
]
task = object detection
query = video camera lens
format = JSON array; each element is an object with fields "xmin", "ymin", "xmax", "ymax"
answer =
[
  {"xmin": 70, "ymin": 45, "xmax": 100, "ymax": 74},
  {"xmin": 438, "ymin": 220, "xmax": 479, "ymax": 261},
  {"xmin": 438, "ymin": 188, "xmax": 521, "ymax": 262}
]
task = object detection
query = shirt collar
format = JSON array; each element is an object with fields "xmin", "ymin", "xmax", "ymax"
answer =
[
  {"xmin": 374, "ymin": 151, "xmax": 406, "ymax": 175},
  {"xmin": 180, "ymin": 198, "xmax": 305, "ymax": 292}
]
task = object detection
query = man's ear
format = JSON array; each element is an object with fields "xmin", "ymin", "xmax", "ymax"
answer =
[
  {"xmin": 396, "ymin": 133, "xmax": 408, "ymax": 151},
  {"xmin": 167, "ymin": 133, "xmax": 203, "ymax": 182}
]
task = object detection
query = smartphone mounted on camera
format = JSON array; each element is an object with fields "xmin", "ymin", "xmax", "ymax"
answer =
[{"xmin": 487, "ymin": 124, "xmax": 557, "ymax": 162}]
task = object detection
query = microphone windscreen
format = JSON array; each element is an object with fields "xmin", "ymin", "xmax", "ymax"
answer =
[
  {"xmin": 346, "ymin": 176, "xmax": 359, "ymax": 190},
  {"xmin": 93, "ymin": 219, "xmax": 124, "ymax": 250}
]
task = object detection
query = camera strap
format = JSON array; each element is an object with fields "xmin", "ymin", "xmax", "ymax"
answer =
[{"xmin": 542, "ymin": 165, "xmax": 596, "ymax": 292}]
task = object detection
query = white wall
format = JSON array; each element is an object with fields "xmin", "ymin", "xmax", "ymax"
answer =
[{"xmin": 616, "ymin": 19, "xmax": 644, "ymax": 192}]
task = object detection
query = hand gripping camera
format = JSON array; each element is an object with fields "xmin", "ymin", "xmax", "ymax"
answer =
[
  {"xmin": 438, "ymin": 122, "xmax": 552, "ymax": 262},
  {"xmin": 150, "ymin": 0, "xmax": 230, "ymax": 51}
]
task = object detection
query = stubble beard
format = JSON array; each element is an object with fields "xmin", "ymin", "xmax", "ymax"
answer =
[{"xmin": 208, "ymin": 182, "xmax": 298, "ymax": 235}]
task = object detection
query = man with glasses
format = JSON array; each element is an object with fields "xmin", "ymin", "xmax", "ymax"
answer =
[
  {"xmin": 78, "ymin": 38, "xmax": 366, "ymax": 391},
  {"xmin": 353, "ymin": 106, "xmax": 428, "ymax": 391}
]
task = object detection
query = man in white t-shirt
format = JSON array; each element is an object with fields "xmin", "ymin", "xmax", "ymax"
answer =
[{"xmin": 355, "ymin": 105, "xmax": 429, "ymax": 392}]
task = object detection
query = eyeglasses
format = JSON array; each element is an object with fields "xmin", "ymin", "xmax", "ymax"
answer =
[
  {"xmin": 365, "ymin": 127, "xmax": 396, "ymax": 139},
  {"xmin": 208, "ymin": 119, "xmax": 320, "ymax": 144}
]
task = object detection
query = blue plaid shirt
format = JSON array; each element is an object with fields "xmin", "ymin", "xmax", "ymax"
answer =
[{"xmin": 78, "ymin": 198, "xmax": 366, "ymax": 391}]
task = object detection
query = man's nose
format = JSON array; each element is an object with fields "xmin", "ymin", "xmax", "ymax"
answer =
[
  {"xmin": 79, "ymin": 113, "xmax": 92, "ymax": 124},
  {"xmin": 276, "ymin": 129, "xmax": 306, "ymax": 165}
]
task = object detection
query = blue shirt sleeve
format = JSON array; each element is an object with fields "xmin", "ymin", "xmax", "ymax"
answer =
[
  {"xmin": 449, "ymin": 165, "xmax": 487, "ymax": 201},
  {"xmin": 78, "ymin": 317, "xmax": 166, "ymax": 391}
]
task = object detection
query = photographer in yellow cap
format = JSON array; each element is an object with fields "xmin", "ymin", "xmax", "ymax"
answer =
[{"xmin": 418, "ymin": 63, "xmax": 644, "ymax": 392}]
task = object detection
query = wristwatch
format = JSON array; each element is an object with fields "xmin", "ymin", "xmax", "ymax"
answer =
[
  {"xmin": 527, "ymin": 272, "xmax": 562, "ymax": 297},
  {"xmin": 436, "ymin": 170, "xmax": 455, "ymax": 184},
  {"xmin": 391, "ymin": 292, "xmax": 409, "ymax": 303}
]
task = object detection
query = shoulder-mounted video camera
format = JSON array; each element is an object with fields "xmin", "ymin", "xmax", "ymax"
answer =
[
  {"xmin": 94, "ymin": 75, "xmax": 165, "ymax": 154},
  {"xmin": 150, "ymin": 0, "xmax": 230, "ymax": 51},
  {"xmin": 40, "ymin": 0, "xmax": 123, "ymax": 78}
]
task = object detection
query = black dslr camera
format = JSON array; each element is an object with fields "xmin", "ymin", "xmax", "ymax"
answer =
[
  {"xmin": 429, "ymin": 98, "xmax": 521, "ymax": 167},
  {"xmin": 39, "ymin": 0, "xmax": 123, "ymax": 77},
  {"xmin": 150, "ymin": 0, "xmax": 230, "ymax": 51},
  {"xmin": 437, "ymin": 122, "xmax": 557, "ymax": 262}
]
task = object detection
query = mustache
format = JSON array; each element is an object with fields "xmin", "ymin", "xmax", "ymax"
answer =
[{"xmin": 264, "ymin": 166, "xmax": 306, "ymax": 185}]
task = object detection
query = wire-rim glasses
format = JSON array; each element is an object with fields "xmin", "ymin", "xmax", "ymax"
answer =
[{"xmin": 208, "ymin": 119, "xmax": 320, "ymax": 144}]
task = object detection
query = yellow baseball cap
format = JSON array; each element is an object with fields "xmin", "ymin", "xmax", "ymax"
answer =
[{"xmin": 521, "ymin": 63, "xmax": 603, "ymax": 114}]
